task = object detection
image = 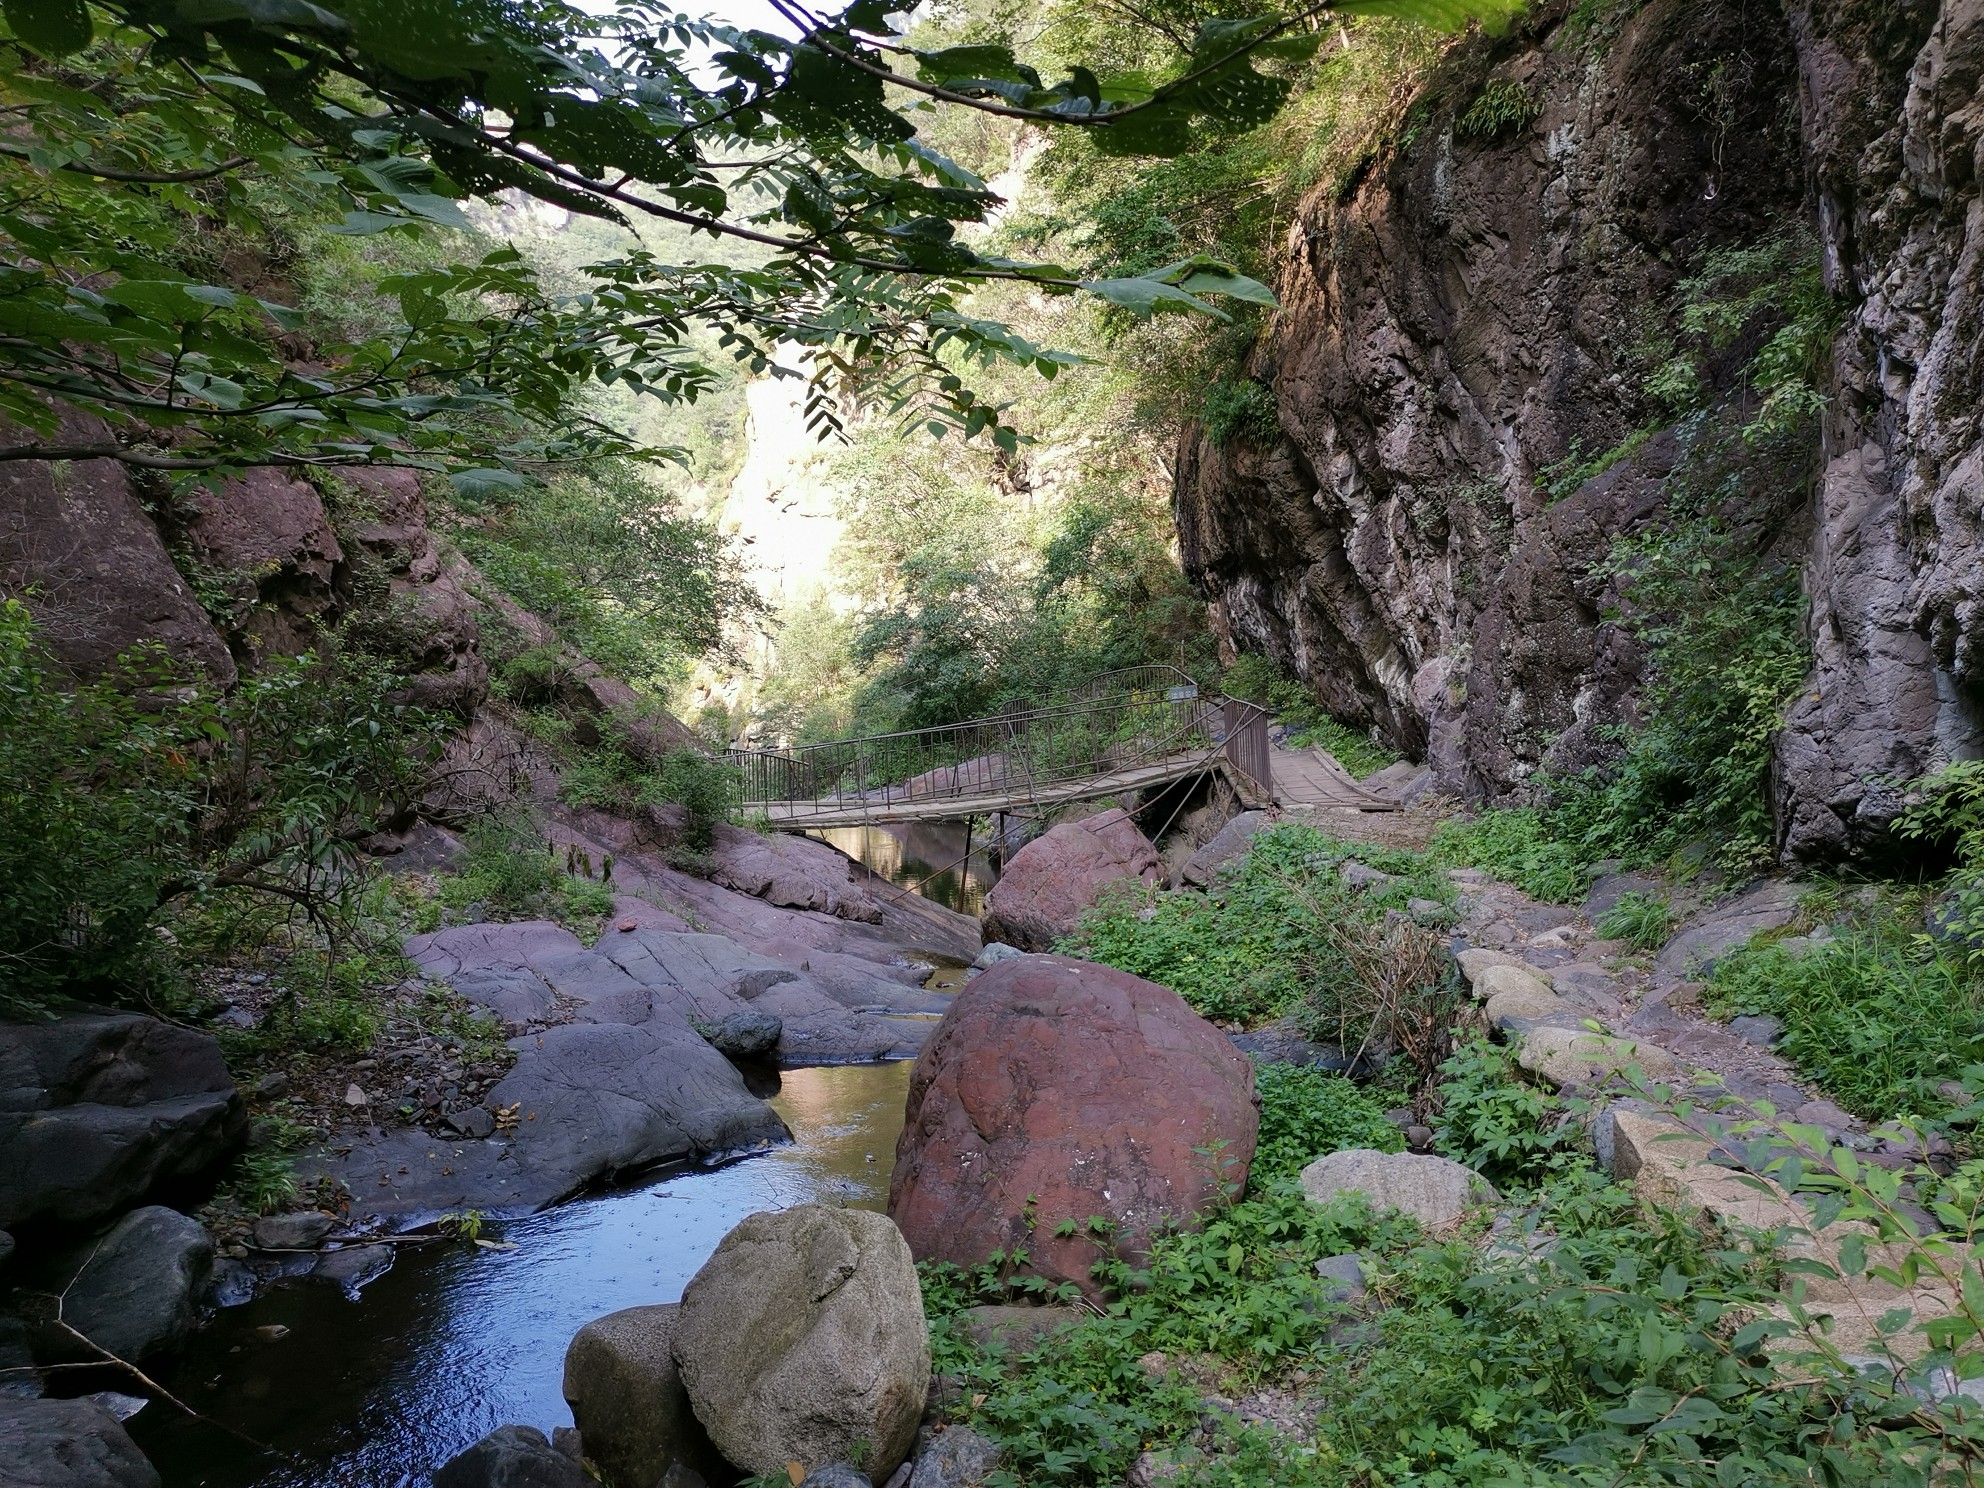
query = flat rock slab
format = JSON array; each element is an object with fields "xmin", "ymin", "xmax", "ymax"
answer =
[
  {"xmin": 0, "ymin": 1395, "xmax": 159, "ymax": 1488},
  {"xmin": 1517, "ymin": 1027, "xmax": 1683, "ymax": 1090},
  {"xmin": 1181, "ymin": 811, "xmax": 1268, "ymax": 887},
  {"xmin": 1653, "ymin": 880, "xmax": 1808, "ymax": 982},
  {"xmin": 303, "ymin": 1016, "xmax": 788, "ymax": 1223}
]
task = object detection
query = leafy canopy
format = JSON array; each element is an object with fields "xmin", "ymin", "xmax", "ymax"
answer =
[{"xmin": 0, "ymin": 0, "xmax": 1514, "ymax": 479}]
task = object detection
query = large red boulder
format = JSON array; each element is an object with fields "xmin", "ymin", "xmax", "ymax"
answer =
[
  {"xmin": 980, "ymin": 808, "xmax": 1160, "ymax": 952},
  {"xmin": 889, "ymin": 954, "xmax": 1257, "ymax": 1298}
]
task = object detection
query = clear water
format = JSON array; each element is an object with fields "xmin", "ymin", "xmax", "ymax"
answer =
[
  {"xmin": 811, "ymin": 821, "xmax": 1001, "ymax": 917},
  {"xmin": 129, "ymin": 1062, "xmax": 911, "ymax": 1488}
]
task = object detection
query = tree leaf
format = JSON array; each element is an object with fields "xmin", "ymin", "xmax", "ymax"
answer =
[{"xmin": 4, "ymin": 0, "xmax": 92, "ymax": 57}]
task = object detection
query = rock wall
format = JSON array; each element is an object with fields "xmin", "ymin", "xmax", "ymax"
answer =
[{"xmin": 1176, "ymin": 0, "xmax": 1982, "ymax": 861}]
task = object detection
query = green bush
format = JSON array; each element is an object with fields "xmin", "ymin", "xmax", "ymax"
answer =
[
  {"xmin": 1065, "ymin": 824, "xmax": 1452, "ymax": 1029},
  {"xmin": 1251, "ymin": 1062, "xmax": 1404, "ymax": 1183},
  {"xmin": 1433, "ymin": 1037, "xmax": 1584, "ymax": 1190},
  {"xmin": 1430, "ymin": 807, "xmax": 1591, "ymax": 904},
  {"xmin": 0, "ymin": 601, "xmax": 438, "ymax": 1014},
  {"xmin": 637, "ymin": 748, "xmax": 739, "ymax": 853},
  {"xmin": 1201, "ymin": 379, "xmax": 1279, "ymax": 447}
]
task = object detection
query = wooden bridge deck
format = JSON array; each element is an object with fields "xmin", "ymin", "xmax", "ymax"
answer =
[{"xmin": 1269, "ymin": 744, "xmax": 1401, "ymax": 812}]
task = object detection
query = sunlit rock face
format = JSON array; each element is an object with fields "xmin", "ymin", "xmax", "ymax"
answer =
[{"xmin": 1177, "ymin": 0, "xmax": 1983, "ymax": 863}]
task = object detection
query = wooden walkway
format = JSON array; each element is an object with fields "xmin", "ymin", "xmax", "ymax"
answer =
[{"xmin": 1269, "ymin": 744, "xmax": 1401, "ymax": 812}]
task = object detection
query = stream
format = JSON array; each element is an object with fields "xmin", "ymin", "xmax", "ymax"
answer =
[{"xmin": 130, "ymin": 1061, "xmax": 912, "ymax": 1488}]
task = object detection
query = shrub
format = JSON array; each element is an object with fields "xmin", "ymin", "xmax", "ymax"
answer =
[
  {"xmin": 637, "ymin": 748, "xmax": 739, "ymax": 853},
  {"xmin": 1432, "ymin": 1037, "xmax": 1584, "ymax": 1190},
  {"xmin": 0, "ymin": 601, "xmax": 439, "ymax": 1014},
  {"xmin": 1251, "ymin": 1062, "xmax": 1403, "ymax": 1184},
  {"xmin": 1066, "ymin": 824, "xmax": 1452, "ymax": 1029},
  {"xmin": 1455, "ymin": 78, "xmax": 1539, "ymax": 139},
  {"xmin": 1430, "ymin": 807, "xmax": 1590, "ymax": 904},
  {"xmin": 1706, "ymin": 901, "xmax": 1984, "ymax": 1120}
]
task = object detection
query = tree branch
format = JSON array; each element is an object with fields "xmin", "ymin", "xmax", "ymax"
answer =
[{"xmin": 0, "ymin": 144, "xmax": 252, "ymax": 184}]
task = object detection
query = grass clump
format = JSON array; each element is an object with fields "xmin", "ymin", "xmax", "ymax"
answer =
[
  {"xmin": 1064, "ymin": 824, "xmax": 1452, "ymax": 1030},
  {"xmin": 1595, "ymin": 889, "xmax": 1673, "ymax": 951},
  {"xmin": 1706, "ymin": 887, "xmax": 1984, "ymax": 1121}
]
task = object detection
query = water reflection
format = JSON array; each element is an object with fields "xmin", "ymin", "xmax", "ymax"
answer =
[
  {"xmin": 813, "ymin": 821, "xmax": 1001, "ymax": 917},
  {"xmin": 132, "ymin": 1063, "xmax": 911, "ymax": 1488}
]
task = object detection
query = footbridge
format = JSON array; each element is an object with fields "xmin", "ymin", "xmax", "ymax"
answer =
[{"xmin": 727, "ymin": 667, "xmax": 1274, "ymax": 828}]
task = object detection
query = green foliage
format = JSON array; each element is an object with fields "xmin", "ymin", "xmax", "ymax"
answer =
[
  {"xmin": 448, "ymin": 812, "xmax": 562, "ymax": 913},
  {"xmin": 638, "ymin": 750, "xmax": 740, "ymax": 854},
  {"xmin": 454, "ymin": 465, "xmax": 759, "ymax": 690},
  {"xmin": 1454, "ymin": 78, "xmax": 1538, "ymax": 139},
  {"xmin": 1432, "ymin": 1037, "xmax": 1584, "ymax": 1189},
  {"xmin": 1706, "ymin": 895, "xmax": 1984, "ymax": 1120},
  {"xmin": 221, "ymin": 1150, "xmax": 301, "ymax": 1218},
  {"xmin": 1595, "ymin": 890, "xmax": 1673, "ymax": 952},
  {"xmin": 1645, "ymin": 234, "xmax": 1842, "ymax": 442},
  {"xmin": 0, "ymin": 600, "xmax": 439, "ymax": 1013},
  {"xmin": 1431, "ymin": 807, "xmax": 1590, "ymax": 904},
  {"xmin": 1536, "ymin": 426, "xmax": 1653, "ymax": 503},
  {"xmin": 1251, "ymin": 1061, "xmax": 1403, "ymax": 1183},
  {"xmin": 1201, "ymin": 378, "xmax": 1279, "ymax": 446},
  {"xmin": 1066, "ymin": 823, "xmax": 1452, "ymax": 1029},
  {"xmin": 1221, "ymin": 656, "xmax": 1401, "ymax": 777},
  {"xmin": 1895, "ymin": 760, "xmax": 1984, "ymax": 970}
]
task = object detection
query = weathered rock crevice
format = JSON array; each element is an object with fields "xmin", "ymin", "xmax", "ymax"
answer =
[{"xmin": 1176, "ymin": 0, "xmax": 1982, "ymax": 861}]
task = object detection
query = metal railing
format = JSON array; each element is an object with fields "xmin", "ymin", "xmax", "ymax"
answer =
[{"xmin": 729, "ymin": 668, "xmax": 1271, "ymax": 822}]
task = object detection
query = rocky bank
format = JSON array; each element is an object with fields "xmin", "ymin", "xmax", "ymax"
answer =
[{"xmin": 1177, "ymin": 0, "xmax": 1984, "ymax": 862}]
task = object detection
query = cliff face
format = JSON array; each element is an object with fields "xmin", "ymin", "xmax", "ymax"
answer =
[{"xmin": 1177, "ymin": 0, "xmax": 1982, "ymax": 861}]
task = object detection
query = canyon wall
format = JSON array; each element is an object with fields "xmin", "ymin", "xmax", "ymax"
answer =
[{"xmin": 1176, "ymin": 0, "xmax": 1982, "ymax": 861}]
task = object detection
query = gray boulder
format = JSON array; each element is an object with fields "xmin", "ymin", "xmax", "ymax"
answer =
[
  {"xmin": 1313, "ymin": 1253, "xmax": 1368, "ymax": 1308},
  {"xmin": 0, "ymin": 1395, "xmax": 160, "ymax": 1488},
  {"xmin": 1299, "ymin": 1150, "xmax": 1494, "ymax": 1230},
  {"xmin": 59, "ymin": 1207, "xmax": 212, "ymax": 1361},
  {"xmin": 970, "ymin": 942, "xmax": 1026, "ymax": 971},
  {"xmin": 0, "ymin": 1012, "xmax": 244, "ymax": 1231},
  {"xmin": 907, "ymin": 1426, "xmax": 1004, "ymax": 1488},
  {"xmin": 433, "ymin": 1425, "xmax": 586, "ymax": 1488},
  {"xmin": 1652, "ymin": 880, "xmax": 1808, "ymax": 982},
  {"xmin": 707, "ymin": 1011, "xmax": 783, "ymax": 1060},
  {"xmin": 251, "ymin": 1211, "xmax": 336, "ymax": 1251},
  {"xmin": 674, "ymin": 1205, "xmax": 929, "ymax": 1480},
  {"xmin": 563, "ymin": 1303, "xmax": 726, "ymax": 1488},
  {"xmin": 0, "ymin": 1318, "xmax": 38, "ymax": 1399},
  {"xmin": 799, "ymin": 1467, "xmax": 873, "ymax": 1488},
  {"xmin": 1180, "ymin": 811, "xmax": 1267, "ymax": 887}
]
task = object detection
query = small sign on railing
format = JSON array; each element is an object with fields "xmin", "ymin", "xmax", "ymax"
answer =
[{"xmin": 1165, "ymin": 684, "xmax": 1199, "ymax": 702}]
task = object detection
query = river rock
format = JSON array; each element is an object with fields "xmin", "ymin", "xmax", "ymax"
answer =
[
  {"xmin": 563, "ymin": 1303, "xmax": 725, "ymax": 1488},
  {"xmin": 0, "ymin": 1395, "xmax": 160, "ymax": 1487},
  {"xmin": 971, "ymin": 942, "xmax": 1026, "ymax": 970},
  {"xmin": 710, "ymin": 825, "xmax": 884, "ymax": 923},
  {"xmin": 0, "ymin": 1318, "xmax": 38, "ymax": 1398},
  {"xmin": 56, "ymin": 1206, "xmax": 212, "ymax": 1361},
  {"xmin": 799, "ymin": 1466, "xmax": 872, "ymax": 1488},
  {"xmin": 890, "ymin": 954, "xmax": 1258, "ymax": 1298},
  {"xmin": 433, "ymin": 1425, "xmax": 586, "ymax": 1488},
  {"xmin": 1652, "ymin": 880, "xmax": 1808, "ymax": 982},
  {"xmin": 1299, "ymin": 1150, "xmax": 1493, "ymax": 1230},
  {"xmin": 251, "ymin": 1211, "xmax": 336, "ymax": 1251},
  {"xmin": 979, "ymin": 809, "xmax": 1161, "ymax": 952},
  {"xmin": 1180, "ymin": 810, "xmax": 1268, "ymax": 886},
  {"xmin": 908, "ymin": 1425, "xmax": 1004, "ymax": 1488},
  {"xmin": 0, "ymin": 1011, "xmax": 244, "ymax": 1231},
  {"xmin": 1515, "ymin": 1027, "xmax": 1682, "ymax": 1090},
  {"xmin": 673, "ymin": 1204, "xmax": 929, "ymax": 1479},
  {"xmin": 707, "ymin": 1011, "xmax": 783, "ymax": 1060}
]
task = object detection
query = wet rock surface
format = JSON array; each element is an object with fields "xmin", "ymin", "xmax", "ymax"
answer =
[
  {"xmin": 0, "ymin": 1395, "xmax": 159, "ymax": 1487},
  {"xmin": 433, "ymin": 1424, "xmax": 585, "ymax": 1488},
  {"xmin": 890, "ymin": 954, "xmax": 1258, "ymax": 1299},
  {"xmin": 46, "ymin": 1206, "xmax": 211, "ymax": 1363}
]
